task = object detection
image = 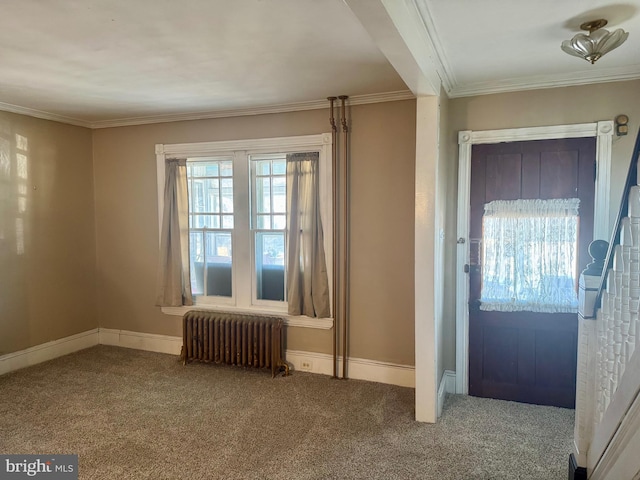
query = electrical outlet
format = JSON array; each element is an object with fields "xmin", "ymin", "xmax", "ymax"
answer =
[{"xmin": 300, "ymin": 360, "xmax": 313, "ymax": 372}]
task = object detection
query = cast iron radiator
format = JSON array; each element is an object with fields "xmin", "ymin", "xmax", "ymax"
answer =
[{"xmin": 181, "ymin": 310, "xmax": 289, "ymax": 377}]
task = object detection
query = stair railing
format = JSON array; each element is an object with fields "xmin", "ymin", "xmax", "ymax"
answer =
[
  {"xmin": 574, "ymin": 127, "xmax": 640, "ymax": 478},
  {"xmin": 593, "ymin": 127, "xmax": 640, "ymax": 316}
]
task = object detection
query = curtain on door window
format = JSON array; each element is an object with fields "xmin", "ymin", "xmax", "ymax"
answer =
[{"xmin": 481, "ymin": 198, "xmax": 580, "ymax": 313}]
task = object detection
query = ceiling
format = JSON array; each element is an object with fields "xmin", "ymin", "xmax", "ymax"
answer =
[
  {"xmin": 1, "ymin": 0, "xmax": 639, "ymax": 128},
  {"xmin": 421, "ymin": 0, "xmax": 640, "ymax": 96}
]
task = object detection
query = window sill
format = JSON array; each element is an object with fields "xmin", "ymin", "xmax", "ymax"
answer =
[{"xmin": 160, "ymin": 305, "xmax": 334, "ymax": 330}]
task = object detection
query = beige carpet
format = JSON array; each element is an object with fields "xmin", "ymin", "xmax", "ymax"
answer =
[{"xmin": 0, "ymin": 346, "xmax": 574, "ymax": 479}]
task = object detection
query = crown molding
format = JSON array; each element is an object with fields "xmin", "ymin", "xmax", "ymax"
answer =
[
  {"xmin": 0, "ymin": 101, "xmax": 92, "ymax": 128},
  {"xmin": 412, "ymin": 0, "xmax": 456, "ymax": 92},
  {"xmin": 449, "ymin": 65, "xmax": 640, "ymax": 98},
  {"xmin": 89, "ymin": 90, "xmax": 415, "ymax": 129},
  {"xmin": 0, "ymin": 91, "xmax": 415, "ymax": 130}
]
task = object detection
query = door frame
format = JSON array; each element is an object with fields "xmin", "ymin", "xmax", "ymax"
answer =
[{"xmin": 455, "ymin": 121, "xmax": 614, "ymax": 394}]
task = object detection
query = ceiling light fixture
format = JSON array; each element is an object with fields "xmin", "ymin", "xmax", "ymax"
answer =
[{"xmin": 561, "ymin": 19, "xmax": 629, "ymax": 64}]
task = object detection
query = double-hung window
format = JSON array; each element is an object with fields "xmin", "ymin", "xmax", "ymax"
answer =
[
  {"xmin": 156, "ymin": 134, "xmax": 333, "ymax": 326},
  {"xmin": 187, "ymin": 158, "xmax": 234, "ymax": 299},
  {"xmin": 250, "ymin": 154, "xmax": 287, "ymax": 304}
]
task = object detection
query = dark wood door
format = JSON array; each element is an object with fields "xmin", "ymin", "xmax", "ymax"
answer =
[{"xmin": 468, "ymin": 138, "xmax": 596, "ymax": 408}]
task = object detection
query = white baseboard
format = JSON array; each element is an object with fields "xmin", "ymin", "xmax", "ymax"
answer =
[
  {"xmin": 100, "ymin": 328, "xmax": 415, "ymax": 388},
  {"xmin": 99, "ymin": 328, "xmax": 182, "ymax": 355},
  {"xmin": 438, "ymin": 370, "xmax": 457, "ymax": 418},
  {"xmin": 286, "ymin": 349, "xmax": 415, "ymax": 388},
  {"xmin": 0, "ymin": 329, "xmax": 99, "ymax": 376},
  {"xmin": 1, "ymin": 327, "xmax": 418, "ymax": 390}
]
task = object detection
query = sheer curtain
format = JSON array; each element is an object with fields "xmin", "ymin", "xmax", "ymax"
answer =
[
  {"xmin": 155, "ymin": 158, "xmax": 193, "ymax": 307},
  {"xmin": 481, "ymin": 198, "xmax": 580, "ymax": 313},
  {"xmin": 286, "ymin": 153, "xmax": 330, "ymax": 318}
]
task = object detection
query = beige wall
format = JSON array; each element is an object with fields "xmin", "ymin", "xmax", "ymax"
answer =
[
  {"xmin": 0, "ymin": 111, "xmax": 96, "ymax": 355},
  {"xmin": 92, "ymin": 100, "xmax": 417, "ymax": 366},
  {"xmin": 6, "ymin": 79, "xmax": 633, "ymax": 374},
  {"xmin": 444, "ymin": 79, "xmax": 640, "ymax": 372}
]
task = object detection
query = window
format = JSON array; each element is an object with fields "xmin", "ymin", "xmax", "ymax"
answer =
[
  {"xmin": 156, "ymin": 134, "xmax": 333, "ymax": 324},
  {"xmin": 480, "ymin": 198, "xmax": 580, "ymax": 313},
  {"xmin": 187, "ymin": 158, "xmax": 234, "ymax": 298},
  {"xmin": 250, "ymin": 154, "xmax": 287, "ymax": 303}
]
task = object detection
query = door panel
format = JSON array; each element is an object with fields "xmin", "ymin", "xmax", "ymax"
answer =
[
  {"xmin": 485, "ymin": 154, "xmax": 522, "ymax": 201},
  {"xmin": 536, "ymin": 332, "xmax": 576, "ymax": 388},
  {"xmin": 521, "ymin": 154, "xmax": 541, "ymax": 199},
  {"xmin": 539, "ymin": 151, "xmax": 578, "ymax": 198},
  {"xmin": 483, "ymin": 326, "xmax": 518, "ymax": 383},
  {"xmin": 468, "ymin": 138, "xmax": 595, "ymax": 408}
]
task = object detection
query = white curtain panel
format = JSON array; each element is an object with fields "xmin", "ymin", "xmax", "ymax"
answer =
[
  {"xmin": 286, "ymin": 153, "xmax": 330, "ymax": 318},
  {"xmin": 480, "ymin": 198, "xmax": 580, "ymax": 313},
  {"xmin": 155, "ymin": 158, "xmax": 193, "ymax": 307}
]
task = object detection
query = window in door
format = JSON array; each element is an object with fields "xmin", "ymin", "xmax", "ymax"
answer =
[{"xmin": 480, "ymin": 198, "xmax": 580, "ymax": 313}]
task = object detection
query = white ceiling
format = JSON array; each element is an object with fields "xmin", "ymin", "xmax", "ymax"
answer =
[
  {"xmin": 421, "ymin": 0, "xmax": 640, "ymax": 96},
  {"xmin": 0, "ymin": 0, "xmax": 407, "ymax": 126},
  {"xmin": 1, "ymin": 0, "xmax": 639, "ymax": 128}
]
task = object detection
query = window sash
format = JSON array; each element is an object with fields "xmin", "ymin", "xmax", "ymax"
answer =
[
  {"xmin": 186, "ymin": 157, "xmax": 235, "ymax": 304},
  {"xmin": 249, "ymin": 154, "xmax": 288, "ymax": 306}
]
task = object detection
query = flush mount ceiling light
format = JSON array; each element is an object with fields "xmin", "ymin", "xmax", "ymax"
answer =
[{"xmin": 561, "ymin": 19, "xmax": 629, "ymax": 64}]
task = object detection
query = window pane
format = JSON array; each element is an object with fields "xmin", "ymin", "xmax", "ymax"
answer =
[
  {"xmin": 221, "ymin": 179, "xmax": 233, "ymax": 213},
  {"xmin": 272, "ymin": 177, "xmax": 286, "ymax": 213},
  {"xmin": 256, "ymin": 160, "xmax": 270, "ymax": 175},
  {"xmin": 220, "ymin": 161, "xmax": 233, "ymax": 177},
  {"xmin": 189, "ymin": 232, "xmax": 204, "ymax": 296},
  {"xmin": 191, "ymin": 181, "xmax": 206, "ymax": 213},
  {"xmin": 222, "ymin": 215, "xmax": 234, "ymax": 229},
  {"xmin": 272, "ymin": 160, "xmax": 286, "ymax": 175},
  {"xmin": 273, "ymin": 215, "xmax": 286, "ymax": 230},
  {"xmin": 257, "ymin": 177, "xmax": 271, "ymax": 213},
  {"xmin": 205, "ymin": 232, "xmax": 232, "ymax": 297},
  {"xmin": 205, "ymin": 178, "xmax": 220, "ymax": 213},
  {"xmin": 205, "ymin": 164, "xmax": 219, "ymax": 176},
  {"xmin": 206, "ymin": 231, "xmax": 232, "ymax": 263},
  {"xmin": 187, "ymin": 160, "xmax": 234, "ymax": 231},
  {"xmin": 190, "ymin": 164, "xmax": 207, "ymax": 177},
  {"xmin": 255, "ymin": 232, "xmax": 285, "ymax": 301},
  {"xmin": 257, "ymin": 215, "xmax": 270, "ymax": 229}
]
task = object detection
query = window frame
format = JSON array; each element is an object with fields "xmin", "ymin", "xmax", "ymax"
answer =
[{"xmin": 155, "ymin": 133, "xmax": 334, "ymax": 330}]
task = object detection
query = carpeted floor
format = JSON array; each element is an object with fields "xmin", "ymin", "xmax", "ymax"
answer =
[{"xmin": 0, "ymin": 346, "xmax": 574, "ymax": 479}]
